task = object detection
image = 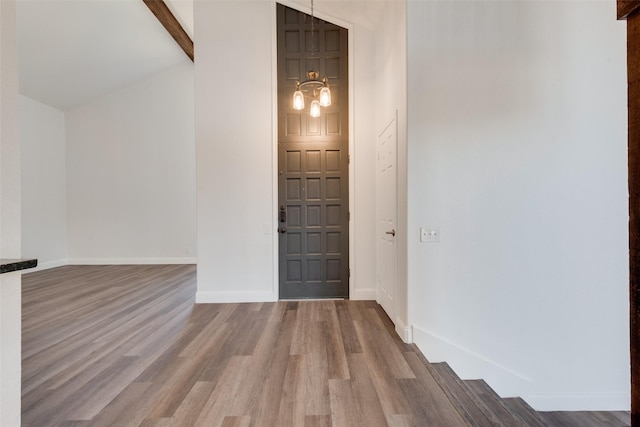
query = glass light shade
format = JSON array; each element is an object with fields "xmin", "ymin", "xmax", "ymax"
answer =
[
  {"xmin": 293, "ymin": 90, "xmax": 305, "ymax": 110},
  {"xmin": 310, "ymin": 100, "xmax": 321, "ymax": 118},
  {"xmin": 319, "ymin": 87, "xmax": 331, "ymax": 107}
]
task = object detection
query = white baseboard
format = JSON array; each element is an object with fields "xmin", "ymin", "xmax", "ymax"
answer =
[
  {"xmin": 395, "ymin": 316, "xmax": 413, "ymax": 344},
  {"xmin": 412, "ymin": 325, "xmax": 630, "ymax": 411},
  {"xmin": 413, "ymin": 325, "xmax": 532, "ymax": 399},
  {"xmin": 24, "ymin": 258, "xmax": 198, "ymax": 272},
  {"xmin": 196, "ymin": 290, "xmax": 276, "ymax": 303},
  {"xmin": 67, "ymin": 257, "xmax": 197, "ymax": 265},
  {"xmin": 350, "ymin": 287, "xmax": 377, "ymax": 300}
]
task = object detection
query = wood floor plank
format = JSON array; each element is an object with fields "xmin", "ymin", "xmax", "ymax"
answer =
[
  {"xmin": 364, "ymin": 308, "xmax": 416, "ymax": 379},
  {"xmin": 267, "ymin": 299, "xmax": 288, "ymax": 322},
  {"xmin": 242, "ymin": 311, "xmax": 297, "ymax": 426},
  {"xmin": 275, "ymin": 355, "xmax": 305, "ymax": 427},
  {"xmin": 146, "ymin": 323, "xmax": 232, "ymax": 418},
  {"xmin": 25, "ymin": 355, "xmax": 137, "ymax": 426},
  {"xmin": 352, "ymin": 319, "xmax": 412, "ymax": 415},
  {"xmin": 328, "ymin": 379, "xmax": 362, "ymax": 426},
  {"xmin": 426, "ymin": 361, "xmax": 495, "ymax": 427},
  {"xmin": 323, "ymin": 301, "xmax": 351, "ymax": 380},
  {"xmin": 55, "ymin": 355, "xmax": 147, "ymax": 420},
  {"xmin": 335, "ymin": 300, "xmax": 363, "ymax": 354},
  {"xmin": 304, "ymin": 414, "xmax": 332, "ymax": 427},
  {"xmin": 464, "ymin": 380, "xmax": 521, "ymax": 427},
  {"xmin": 226, "ymin": 316, "xmax": 283, "ymax": 415},
  {"xmin": 56, "ymin": 421, "xmax": 91, "ymax": 427},
  {"xmin": 170, "ymin": 381, "xmax": 216, "ymax": 426},
  {"xmin": 138, "ymin": 418, "xmax": 174, "ymax": 427},
  {"xmin": 290, "ymin": 319, "xmax": 326, "ymax": 356},
  {"xmin": 22, "ymin": 265, "xmax": 631, "ymax": 427},
  {"xmin": 401, "ymin": 352, "xmax": 470, "ymax": 426},
  {"xmin": 121, "ymin": 296, "xmax": 195, "ymax": 356},
  {"xmin": 397, "ymin": 377, "xmax": 468, "ymax": 427},
  {"xmin": 192, "ymin": 355, "xmax": 253, "ymax": 427},
  {"xmin": 82, "ymin": 381, "xmax": 154, "ymax": 427},
  {"xmin": 22, "ymin": 265, "xmax": 194, "ymax": 396},
  {"xmin": 386, "ymin": 413, "xmax": 417, "ymax": 427},
  {"xmin": 301, "ymin": 351, "xmax": 331, "ymax": 417},
  {"xmin": 346, "ymin": 352, "xmax": 389, "ymax": 427},
  {"xmin": 220, "ymin": 416, "xmax": 251, "ymax": 427},
  {"xmin": 503, "ymin": 397, "xmax": 547, "ymax": 426},
  {"xmin": 541, "ymin": 410, "xmax": 631, "ymax": 426}
]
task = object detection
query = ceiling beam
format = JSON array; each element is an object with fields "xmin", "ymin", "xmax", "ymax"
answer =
[
  {"xmin": 618, "ymin": 0, "xmax": 640, "ymax": 20},
  {"xmin": 143, "ymin": 0, "xmax": 194, "ymax": 62}
]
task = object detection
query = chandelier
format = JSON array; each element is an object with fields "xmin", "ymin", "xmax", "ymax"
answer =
[{"xmin": 292, "ymin": 0, "xmax": 331, "ymax": 117}]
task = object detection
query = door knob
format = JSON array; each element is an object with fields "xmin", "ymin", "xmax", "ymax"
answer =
[
  {"xmin": 386, "ymin": 229, "xmax": 396, "ymax": 237},
  {"xmin": 278, "ymin": 227, "xmax": 287, "ymax": 234}
]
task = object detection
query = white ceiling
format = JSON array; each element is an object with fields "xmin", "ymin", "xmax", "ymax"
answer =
[
  {"xmin": 17, "ymin": 0, "xmax": 193, "ymax": 111},
  {"xmin": 16, "ymin": 0, "xmax": 386, "ymax": 111}
]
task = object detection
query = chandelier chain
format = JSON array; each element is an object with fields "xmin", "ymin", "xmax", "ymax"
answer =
[
  {"xmin": 292, "ymin": 0, "xmax": 331, "ymax": 116},
  {"xmin": 310, "ymin": 0, "xmax": 315, "ymax": 56}
]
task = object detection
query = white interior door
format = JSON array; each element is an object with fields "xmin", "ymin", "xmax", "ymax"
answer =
[{"xmin": 377, "ymin": 115, "xmax": 398, "ymax": 323}]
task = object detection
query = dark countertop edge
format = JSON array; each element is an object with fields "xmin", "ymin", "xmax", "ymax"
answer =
[{"xmin": 0, "ymin": 259, "xmax": 38, "ymax": 274}]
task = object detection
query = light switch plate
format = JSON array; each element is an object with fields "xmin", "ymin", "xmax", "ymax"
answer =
[{"xmin": 420, "ymin": 227, "xmax": 440, "ymax": 242}]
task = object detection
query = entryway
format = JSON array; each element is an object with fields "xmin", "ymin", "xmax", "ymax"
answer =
[{"xmin": 276, "ymin": 4, "xmax": 349, "ymax": 299}]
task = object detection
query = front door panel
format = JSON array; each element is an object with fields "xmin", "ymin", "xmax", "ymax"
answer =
[
  {"xmin": 277, "ymin": 4, "xmax": 349, "ymax": 299},
  {"xmin": 279, "ymin": 141, "xmax": 349, "ymax": 298}
]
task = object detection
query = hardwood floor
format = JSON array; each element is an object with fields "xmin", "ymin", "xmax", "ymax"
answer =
[{"xmin": 22, "ymin": 265, "xmax": 630, "ymax": 426}]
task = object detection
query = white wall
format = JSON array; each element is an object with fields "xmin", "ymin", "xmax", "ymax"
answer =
[
  {"xmin": 195, "ymin": 0, "xmax": 277, "ymax": 302},
  {"xmin": 407, "ymin": 0, "xmax": 628, "ymax": 411},
  {"xmin": 21, "ymin": 95, "xmax": 67, "ymax": 270},
  {"xmin": 66, "ymin": 62, "xmax": 196, "ymax": 264},
  {"xmin": 347, "ymin": 12, "xmax": 378, "ymax": 301},
  {"xmin": 0, "ymin": 0, "xmax": 23, "ymax": 424},
  {"xmin": 194, "ymin": 0, "xmax": 382, "ymax": 302}
]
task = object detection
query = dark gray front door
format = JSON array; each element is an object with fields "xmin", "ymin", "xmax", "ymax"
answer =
[{"xmin": 277, "ymin": 4, "xmax": 349, "ymax": 299}]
